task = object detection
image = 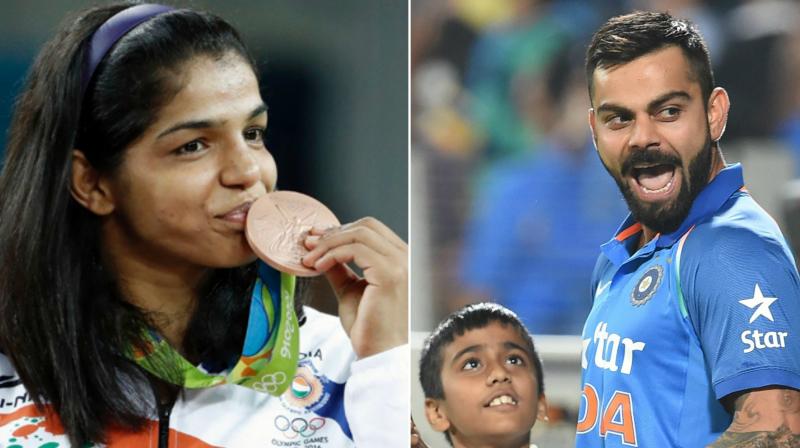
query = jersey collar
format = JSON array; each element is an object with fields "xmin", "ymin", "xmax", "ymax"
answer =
[{"xmin": 602, "ymin": 163, "xmax": 745, "ymax": 265}]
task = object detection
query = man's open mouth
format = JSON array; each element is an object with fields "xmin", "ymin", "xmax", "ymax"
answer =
[{"xmin": 632, "ymin": 164, "xmax": 676, "ymax": 194}]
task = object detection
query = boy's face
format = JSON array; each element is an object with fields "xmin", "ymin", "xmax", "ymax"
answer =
[{"xmin": 425, "ymin": 321, "xmax": 547, "ymax": 447}]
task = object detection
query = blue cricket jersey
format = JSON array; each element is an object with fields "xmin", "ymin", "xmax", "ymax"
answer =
[{"xmin": 576, "ymin": 164, "xmax": 800, "ymax": 447}]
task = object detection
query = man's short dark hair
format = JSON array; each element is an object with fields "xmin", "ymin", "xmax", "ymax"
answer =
[
  {"xmin": 419, "ymin": 302, "xmax": 544, "ymax": 401},
  {"xmin": 586, "ymin": 11, "xmax": 714, "ymax": 105}
]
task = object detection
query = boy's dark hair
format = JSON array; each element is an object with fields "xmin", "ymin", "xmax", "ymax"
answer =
[
  {"xmin": 586, "ymin": 11, "xmax": 714, "ymax": 106},
  {"xmin": 419, "ymin": 303, "xmax": 544, "ymax": 445},
  {"xmin": 419, "ymin": 302, "xmax": 544, "ymax": 400}
]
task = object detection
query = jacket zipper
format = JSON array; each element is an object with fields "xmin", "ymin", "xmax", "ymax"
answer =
[{"xmin": 158, "ymin": 401, "xmax": 173, "ymax": 448}]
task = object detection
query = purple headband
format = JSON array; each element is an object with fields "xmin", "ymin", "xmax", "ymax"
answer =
[{"xmin": 82, "ymin": 3, "xmax": 174, "ymax": 95}]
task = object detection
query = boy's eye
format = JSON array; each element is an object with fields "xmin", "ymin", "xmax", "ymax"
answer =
[
  {"xmin": 462, "ymin": 359, "xmax": 481, "ymax": 371},
  {"xmin": 506, "ymin": 354, "xmax": 525, "ymax": 366}
]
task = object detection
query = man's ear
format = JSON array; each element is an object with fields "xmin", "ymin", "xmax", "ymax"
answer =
[
  {"xmin": 707, "ymin": 87, "xmax": 730, "ymax": 143},
  {"xmin": 536, "ymin": 393, "xmax": 550, "ymax": 423},
  {"xmin": 424, "ymin": 398, "xmax": 451, "ymax": 433},
  {"xmin": 70, "ymin": 150, "xmax": 115, "ymax": 216}
]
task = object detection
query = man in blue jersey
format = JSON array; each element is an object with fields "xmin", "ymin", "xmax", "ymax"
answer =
[{"xmin": 577, "ymin": 11, "xmax": 800, "ymax": 447}]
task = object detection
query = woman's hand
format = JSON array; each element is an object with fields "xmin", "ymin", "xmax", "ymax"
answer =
[{"xmin": 302, "ymin": 217, "xmax": 408, "ymax": 358}]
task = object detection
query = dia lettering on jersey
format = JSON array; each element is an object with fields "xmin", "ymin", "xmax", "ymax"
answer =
[{"xmin": 577, "ymin": 384, "xmax": 638, "ymax": 446}]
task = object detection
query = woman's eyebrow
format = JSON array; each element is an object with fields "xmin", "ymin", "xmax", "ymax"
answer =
[
  {"xmin": 248, "ymin": 103, "xmax": 268, "ymax": 120},
  {"xmin": 157, "ymin": 103, "xmax": 268, "ymax": 140}
]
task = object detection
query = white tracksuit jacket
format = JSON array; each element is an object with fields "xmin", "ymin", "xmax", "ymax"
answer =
[{"xmin": 0, "ymin": 307, "xmax": 408, "ymax": 447}]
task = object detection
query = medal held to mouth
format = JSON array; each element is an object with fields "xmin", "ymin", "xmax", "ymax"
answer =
[{"xmin": 245, "ymin": 191, "xmax": 340, "ymax": 276}]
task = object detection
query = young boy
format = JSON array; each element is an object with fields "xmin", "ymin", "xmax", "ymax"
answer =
[{"xmin": 419, "ymin": 303, "xmax": 548, "ymax": 448}]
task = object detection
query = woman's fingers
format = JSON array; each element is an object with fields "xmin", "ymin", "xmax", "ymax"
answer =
[
  {"xmin": 301, "ymin": 217, "xmax": 407, "ymax": 358},
  {"xmin": 302, "ymin": 220, "xmax": 405, "ymax": 278},
  {"xmin": 308, "ymin": 216, "xmax": 407, "ymax": 252},
  {"xmin": 322, "ymin": 263, "xmax": 361, "ymax": 334}
]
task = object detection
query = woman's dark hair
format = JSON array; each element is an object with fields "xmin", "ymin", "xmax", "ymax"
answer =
[
  {"xmin": 585, "ymin": 11, "xmax": 715, "ymax": 106},
  {"xmin": 0, "ymin": 2, "xmax": 294, "ymax": 445}
]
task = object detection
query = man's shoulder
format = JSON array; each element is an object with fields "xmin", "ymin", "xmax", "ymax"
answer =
[
  {"xmin": 685, "ymin": 191, "xmax": 790, "ymax": 258},
  {"xmin": 677, "ymin": 191, "xmax": 799, "ymax": 301}
]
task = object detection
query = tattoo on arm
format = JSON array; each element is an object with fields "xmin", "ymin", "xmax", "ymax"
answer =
[
  {"xmin": 710, "ymin": 424, "xmax": 799, "ymax": 447},
  {"xmin": 708, "ymin": 388, "xmax": 800, "ymax": 448}
]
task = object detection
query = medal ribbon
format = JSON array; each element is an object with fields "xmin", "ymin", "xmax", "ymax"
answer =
[{"xmin": 128, "ymin": 262, "xmax": 300, "ymax": 396}]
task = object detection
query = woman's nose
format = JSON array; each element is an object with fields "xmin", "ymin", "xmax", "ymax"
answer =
[{"xmin": 220, "ymin": 143, "xmax": 260, "ymax": 189}]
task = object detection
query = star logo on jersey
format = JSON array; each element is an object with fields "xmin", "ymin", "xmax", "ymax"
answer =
[{"xmin": 739, "ymin": 284, "xmax": 778, "ymax": 323}]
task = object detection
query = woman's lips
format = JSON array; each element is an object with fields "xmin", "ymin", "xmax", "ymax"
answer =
[{"xmin": 217, "ymin": 201, "xmax": 254, "ymax": 224}]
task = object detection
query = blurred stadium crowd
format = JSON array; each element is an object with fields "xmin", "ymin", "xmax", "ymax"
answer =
[{"xmin": 411, "ymin": 0, "xmax": 800, "ymax": 334}]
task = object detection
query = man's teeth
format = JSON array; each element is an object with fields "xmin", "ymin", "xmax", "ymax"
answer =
[
  {"xmin": 641, "ymin": 177, "xmax": 674, "ymax": 194},
  {"xmin": 488, "ymin": 395, "xmax": 517, "ymax": 407}
]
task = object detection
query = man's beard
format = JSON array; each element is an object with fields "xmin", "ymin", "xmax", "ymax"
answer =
[{"xmin": 605, "ymin": 135, "xmax": 713, "ymax": 235}]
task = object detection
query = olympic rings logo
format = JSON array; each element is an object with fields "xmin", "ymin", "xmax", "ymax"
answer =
[
  {"xmin": 252, "ymin": 371, "xmax": 287, "ymax": 394},
  {"xmin": 274, "ymin": 415, "xmax": 326, "ymax": 438}
]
